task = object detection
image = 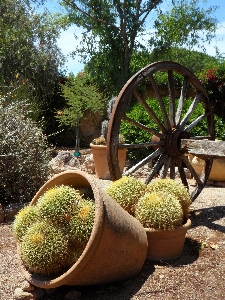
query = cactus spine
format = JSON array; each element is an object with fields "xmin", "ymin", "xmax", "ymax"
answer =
[
  {"xmin": 106, "ymin": 176, "xmax": 146, "ymax": 215},
  {"xmin": 146, "ymin": 179, "xmax": 191, "ymax": 217},
  {"xmin": 135, "ymin": 192, "xmax": 184, "ymax": 229}
]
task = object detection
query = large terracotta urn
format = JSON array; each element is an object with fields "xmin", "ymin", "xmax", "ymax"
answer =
[{"xmin": 17, "ymin": 170, "xmax": 147, "ymax": 288}]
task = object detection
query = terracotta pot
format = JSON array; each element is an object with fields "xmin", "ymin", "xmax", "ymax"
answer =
[
  {"xmin": 145, "ymin": 218, "xmax": 191, "ymax": 261},
  {"xmin": 190, "ymin": 156, "xmax": 225, "ymax": 182},
  {"xmin": 17, "ymin": 170, "xmax": 147, "ymax": 288},
  {"xmin": 90, "ymin": 143, "xmax": 127, "ymax": 179}
]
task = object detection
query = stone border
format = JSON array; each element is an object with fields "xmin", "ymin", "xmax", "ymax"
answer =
[{"xmin": 0, "ymin": 202, "xmax": 29, "ymax": 223}]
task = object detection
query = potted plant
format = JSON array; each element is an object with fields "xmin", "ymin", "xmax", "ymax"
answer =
[
  {"xmin": 105, "ymin": 176, "xmax": 146, "ymax": 215},
  {"xmin": 15, "ymin": 170, "xmax": 147, "ymax": 289},
  {"xmin": 90, "ymin": 97, "xmax": 127, "ymax": 179},
  {"xmin": 135, "ymin": 178, "xmax": 192, "ymax": 261}
]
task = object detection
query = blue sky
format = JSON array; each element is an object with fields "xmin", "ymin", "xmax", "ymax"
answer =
[{"xmin": 44, "ymin": 0, "xmax": 225, "ymax": 75}]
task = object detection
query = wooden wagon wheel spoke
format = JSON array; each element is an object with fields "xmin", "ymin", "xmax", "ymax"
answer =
[
  {"xmin": 124, "ymin": 148, "xmax": 165, "ymax": 176},
  {"xmin": 119, "ymin": 141, "xmax": 164, "ymax": 149},
  {"xmin": 107, "ymin": 61, "xmax": 215, "ymax": 201},
  {"xmin": 122, "ymin": 115, "xmax": 164, "ymax": 137},
  {"xmin": 159, "ymin": 154, "xmax": 170, "ymax": 178},
  {"xmin": 180, "ymin": 93, "xmax": 201, "ymax": 128},
  {"xmin": 181, "ymin": 154, "xmax": 204, "ymax": 186},
  {"xmin": 133, "ymin": 89, "xmax": 167, "ymax": 133},
  {"xmin": 176, "ymin": 157, "xmax": 189, "ymax": 189},
  {"xmin": 168, "ymin": 156, "xmax": 176, "ymax": 179},
  {"xmin": 149, "ymin": 75, "xmax": 171, "ymax": 129},
  {"xmin": 145, "ymin": 153, "xmax": 167, "ymax": 184},
  {"xmin": 184, "ymin": 113, "xmax": 208, "ymax": 132},
  {"xmin": 168, "ymin": 70, "xmax": 176, "ymax": 127},
  {"xmin": 175, "ymin": 76, "xmax": 189, "ymax": 125}
]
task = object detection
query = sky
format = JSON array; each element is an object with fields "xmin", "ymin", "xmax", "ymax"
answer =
[{"xmin": 43, "ymin": 0, "xmax": 225, "ymax": 75}]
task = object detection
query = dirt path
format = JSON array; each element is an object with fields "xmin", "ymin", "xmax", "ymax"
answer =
[{"xmin": 0, "ymin": 181, "xmax": 225, "ymax": 300}]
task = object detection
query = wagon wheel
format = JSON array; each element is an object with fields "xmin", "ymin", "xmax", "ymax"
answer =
[{"xmin": 107, "ymin": 61, "xmax": 215, "ymax": 201}]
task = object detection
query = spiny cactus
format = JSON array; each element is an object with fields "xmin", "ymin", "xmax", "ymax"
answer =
[
  {"xmin": 101, "ymin": 120, "xmax": 109, "ymax": 141},
  {"xmin": 91, "ymin": 136, "xmax": 107, "ymax": 145},
  {"xmin": 69, "ymin": 199, "xmax": 95, "ymax": 245},
  {"xmin": 135, "ymin": 192, "xmax": 184, "ymax": 229},
  {"xmin": 36, "ymin": 185, "xmax": 83, "ymax": 227},
  {"xmin": 146, "ymin": 179, "xmax": 191, "ymax": 217},
  {"xmin": 15, "ymin": 184, "xmax": 96, "ymax": 276},
  {"xmin": 105, "ymin": 176, "xmax": 146, "ymax": 215},
  {"xmin": 20, "ymin": 221, "xmax": 69, "ymax": 276},
  {"xmin": 13, "ymin": 205, "xmax": 38, "ymax": 242}
]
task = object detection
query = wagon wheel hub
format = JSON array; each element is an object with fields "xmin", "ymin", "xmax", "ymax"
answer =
[{"xmin": 165, "ymin": 129, "xmax": 190, "ymax": 157}]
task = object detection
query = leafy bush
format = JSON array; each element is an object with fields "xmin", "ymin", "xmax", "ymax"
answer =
[
  {"xmin": 0, "ymin": 99, "xmax": 53, "ymax": 207},
  {"xmin": 198, "ymin": 61, "xmax": 225, "ymax": 121}
]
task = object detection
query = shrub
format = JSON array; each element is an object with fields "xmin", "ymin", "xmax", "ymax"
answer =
[{"xmin": 0, "ymin": 100, "xmax": 53, "ymax": 207}]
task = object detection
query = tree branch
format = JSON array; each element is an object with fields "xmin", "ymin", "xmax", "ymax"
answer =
[{"xmin": 62, "ymin": 0, "xmax": 119, "ymax": 29}]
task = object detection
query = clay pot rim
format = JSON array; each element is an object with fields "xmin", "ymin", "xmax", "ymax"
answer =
[
  {"xmin": 90, "ymin": 143, "xmax": 107, "ymax": 149},
  {"xmin": 145, "ymin": 218, "xmax": 191, "ymax": 233},
  {"xmin": 17, "ymin": 170, "xmax": 105, "ymax": 288}
]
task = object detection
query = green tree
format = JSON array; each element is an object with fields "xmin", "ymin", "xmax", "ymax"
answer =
[
  {"xmin": 56, "ymin": 72, "xmax": 106, "ymax": 151},
  {"xmin": 59, "ymin": 0, "xmax": 218, "ymax": 95},
  {"xmin": 0, "ymin": 0, "xmax": 65, "ymax": 131},
  {"xmin": 151, "ymin": 0, "xmax": 217, "ymax": 56}
]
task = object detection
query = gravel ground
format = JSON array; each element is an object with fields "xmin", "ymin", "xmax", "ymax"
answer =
[{"xmin": 0, "ymin": 179, "xmax": 225, "ymax": 300}]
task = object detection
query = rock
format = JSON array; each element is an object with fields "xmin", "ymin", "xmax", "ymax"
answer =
[
  {"xmin": 49, "ymin": 151, "xmax": 81, "ymax": 174},
  {"xmin": 14, "ymin": 288, "xmax": 34, "ymax": 300},
  {"xmin": 81, "ymin": 153, "xmax": 95, "ymax": 174},
  {"xmin": 21, "ymin": 280, "xmax": 34, "ymax": 292},
  {"xmin": 64, "ymin": 290, "xmax": 81, "ymax": 299}
]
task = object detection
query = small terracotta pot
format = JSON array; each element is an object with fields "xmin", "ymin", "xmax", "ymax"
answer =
[
  {"xmin": 17, "ymin": 170, "xmax": 147, "ymax": 288},
  {"xmin": 90, "ymin": 143, "xmax": 127, "ymax": 179},
  {"xmin": 145, "ymin": 218, "xmax": 191, "ymax": 261}
]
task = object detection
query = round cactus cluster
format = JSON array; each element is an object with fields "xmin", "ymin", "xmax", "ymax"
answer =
[
  {"xmin": 20, "ymin": 221, "xmax": 69, "ymax": 276},
  {"xmin": 36, "ymin": 185, "xmax": 83, "ymax": 227},
  {"xmin": 105, "ymin": 176, "xmax": 146, "ymax": 215},
  {"xmin": 146, "ymin": 178, "xmax": 191, "ymax": 217},
  {"xmin": 135, "ymin": 191, "xmax": 184, "ymax": 229},
  {"xmin": 13, "ymin": 206, "xmax": 38, "ymax": 242},
  {"xmin": 13, "ymin": 184, "xmax": 95, "ymax": 277}
]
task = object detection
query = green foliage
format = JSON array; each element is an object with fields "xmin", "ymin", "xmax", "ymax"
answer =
[
  {"xmin": 106, "ymin": 176, "xmax": 146, "ymax": 215},
  {"xmin": 56, "ymin": 72, "xmax": 106, "ymax": 128},
  {"xmin": 135, "ymin": 191, "xmax": 184, "ymax": 229},
  {"xmin": 151, "ymin": 0, "xmax": 217, "ymax": 53},
  {"xmin": 0, "ymin": 100, "xmax": 53, "ymax": 207},
  {"xmin": 146, "ymin": 179, "xmax": 191, "ymax": 217},
  {"xmin": 60, "ymin": 0, "xmax": 218, "ymax": 95},
  {"xmin": 13, "ymin": 206, "xmax": 38, "ymax": 242},
  {"xmin": 198, "ymin": 61, "xmax": 225, "ymax": 122},
  {"xmin": 0, "ymin": 0, "xmax": 66, "ymax": 129},
  {"xmin": 21, "ymin": 221, "xmax": 69, "ymax": 276}
]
